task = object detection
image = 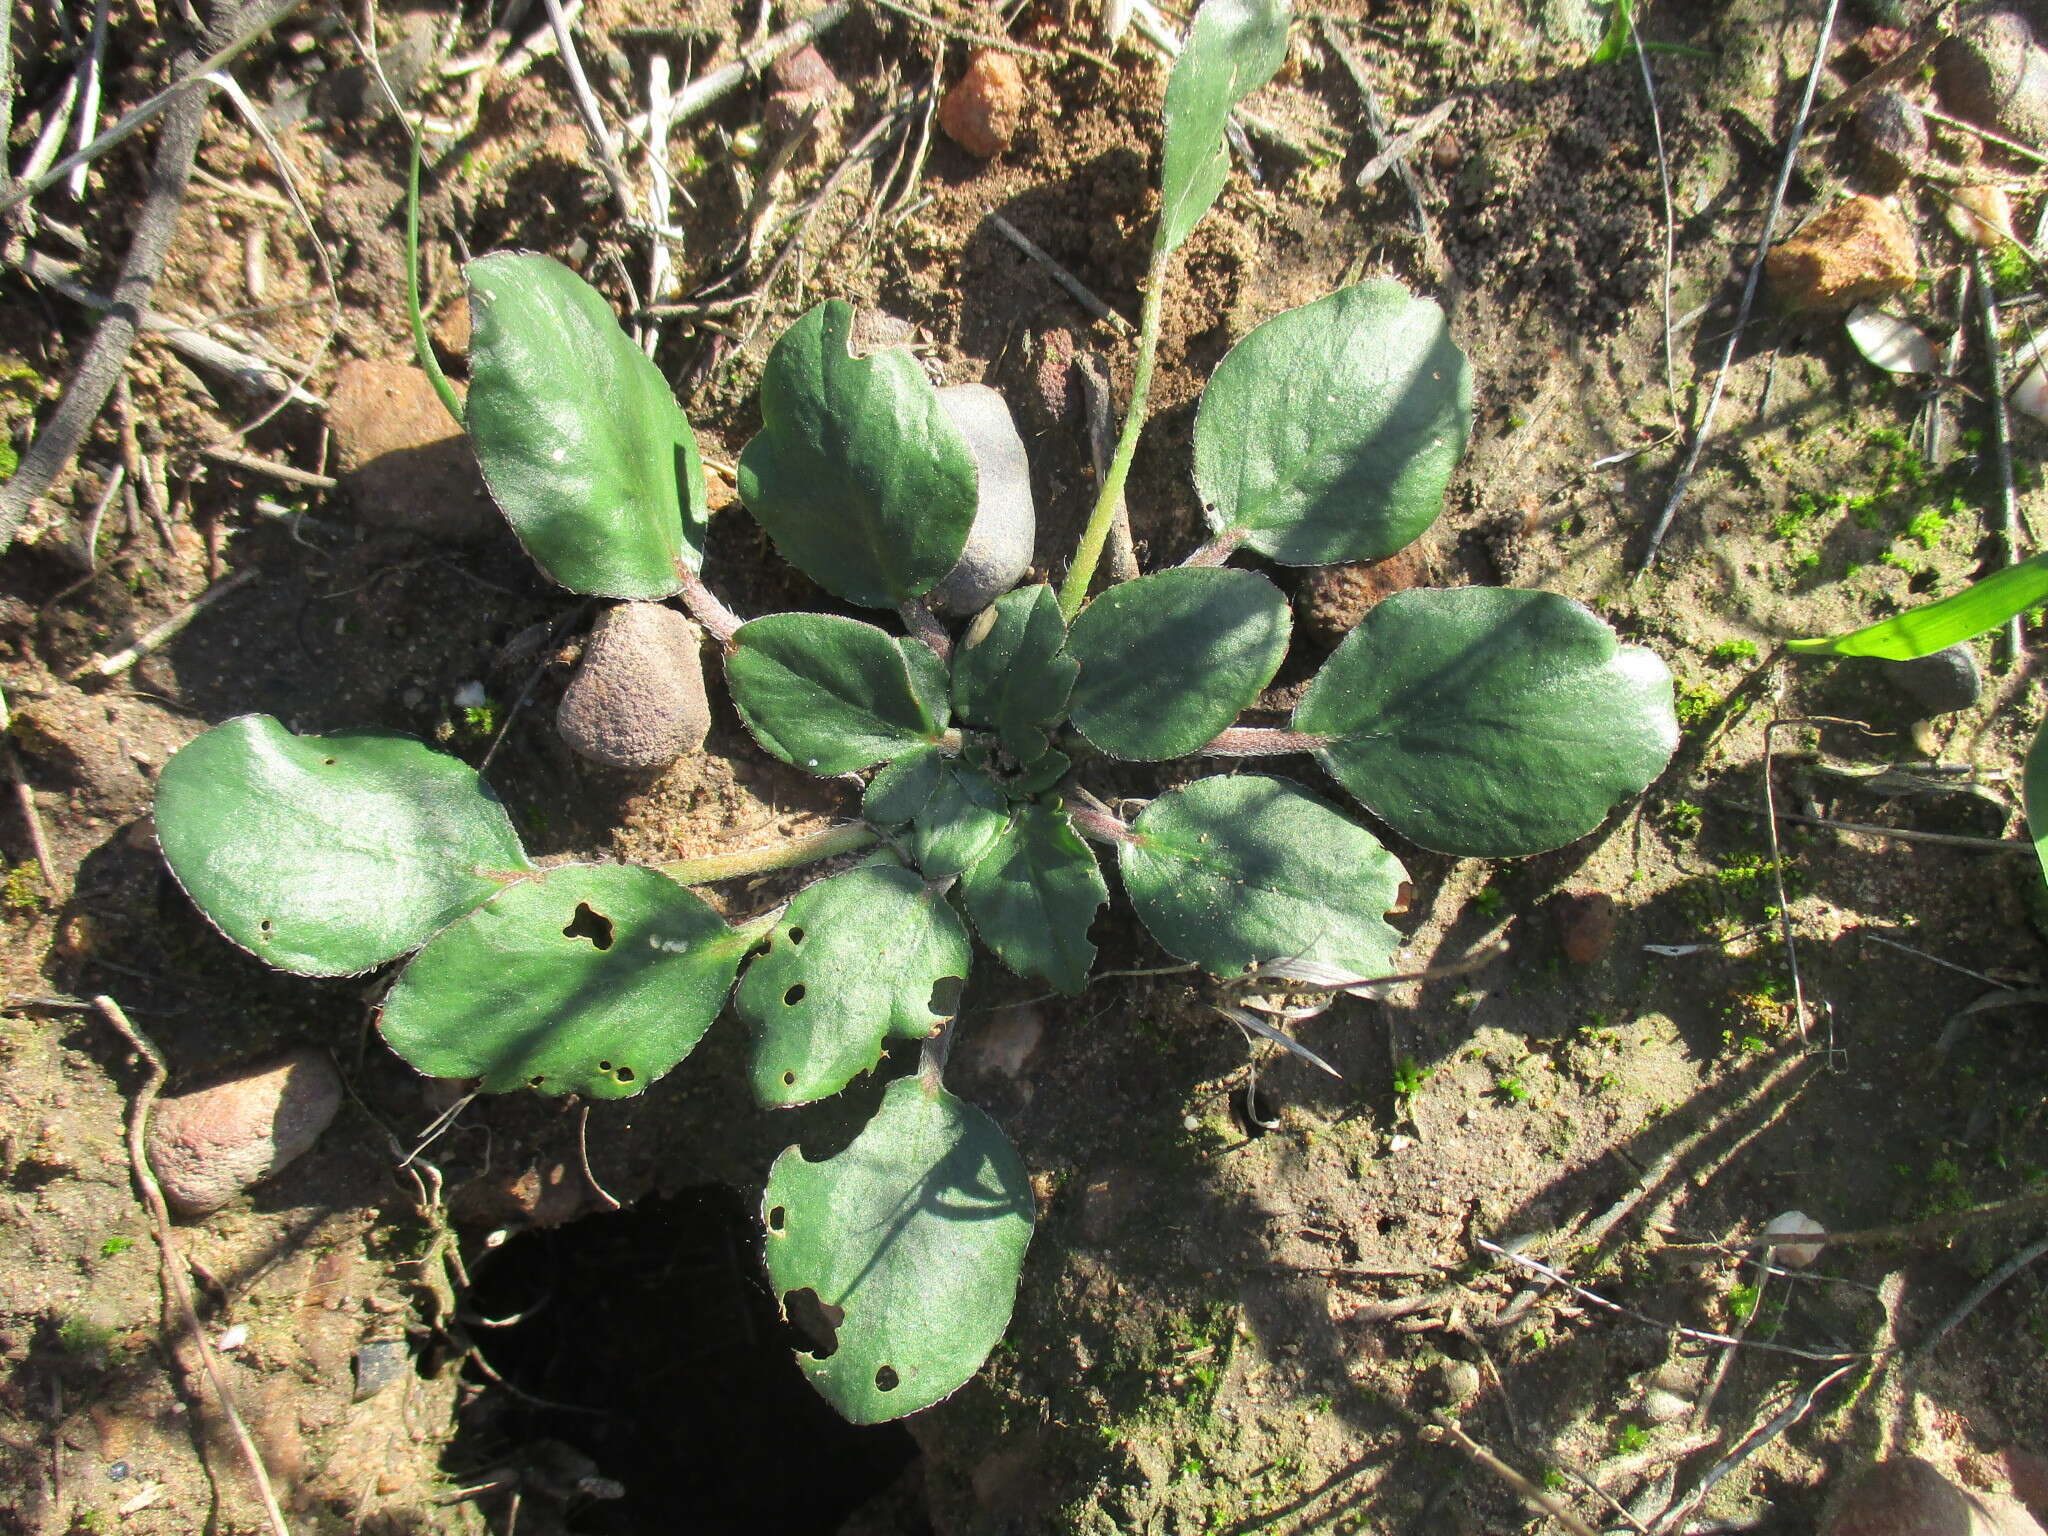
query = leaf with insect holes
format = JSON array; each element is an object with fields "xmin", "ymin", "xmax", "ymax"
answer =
[
  {"xmin": 464, "ymin": 254, "xmax": 704, "ymax": 596},
  {"xmin": 957, "ymin": 802, "xmax": 1107, "ymax": 993},
  {"xmin": 1295, "ymin": 588, "xmax": 1679, "ymax": 857},
  {"xmin": 727, "ymin": 613, "xmax": 949, "ymax": 774},
  {"xmin": 1066, "ymin": 567, "xmax": 1290, "ymax": 761},
  {"xmin": 763, "ymin": 1075, "xmax": 1033, "ymax": 1423},
  {"xmin": 1120, "ymin": 775, "xmax": 1408, "ymax": 977},
  {"xmin": 950, "ymin": 584, "xmax": 1078, "ymax": 761},
  {"xmin": 1156, "ymin": 0, "xmax": 1292, "ymax": 258},
  {"xmin": 155, "ymin": 715, "xmax": 531, "ymax": 977},
  {"xmin": 379, "ymin": 863, "xmax": 749, "ymax": 1098},
  {"xmin": 1787, "ymin": 552, "xmax": 2048, "ymax": 659},
  {"xmin": 737, "ymin": 865, "xmax": 972, "ymax": 1107},
  {"xmin": 738, "ymin": 299, "xmax": 977, "ymax": 608},
  {"xmin": 1195, "ymin": 282, "xmax": 1471, "ymax": 565}
]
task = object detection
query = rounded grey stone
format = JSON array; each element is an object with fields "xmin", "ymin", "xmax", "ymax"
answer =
[
  {"xmin": 1876, "ymin": 642, "xmax": 1983, "ymax": 715},
  {"xmin": 146, "ymin": 1048, "xmax": 342, "ymax": 1216},
  {"xmin": 1936, "ymin": 9, "xmax": 2048, "ymax": 147},
  {"xmin": 926, "ymin": 383, "xmax": 1036, "ymax": 618},
  {"xmin": 557, "ymin": 601, "xmax": 712, "ymax": 770}
]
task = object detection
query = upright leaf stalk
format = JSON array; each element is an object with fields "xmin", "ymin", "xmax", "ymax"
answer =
[{"xmin": 1059, "ymin": 249, "xmax": 1170, "ymax": 622}]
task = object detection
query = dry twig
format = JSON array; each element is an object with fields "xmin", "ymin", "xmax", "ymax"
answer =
[{"xmin": 91, "ymin": 995, "xmax": 291, "ymax": 1536}]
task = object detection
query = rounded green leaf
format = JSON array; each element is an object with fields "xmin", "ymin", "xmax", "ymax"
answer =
[
  {"xmin": 1066, "ymin": 567, "xmax": 1290, "ymax": 760},
  {"xmin": 737, "ymin": 300, "xmax": 977, "ymax": 608},
  {"xmin": 737, "ymin": 866, "xmax": 971, "ymax": 1106},
  {"xmin": 1157, "ymin": 0, "xmax": 1293, "ymax": 258},
  {"xmin": 727, "ymin": 613, "xmax": 945, "ymax": 774},
  {"xmin": 465, "ymin": 254, "xmax": 703, "ymax": 596},
  {"xmin": 763, "ymin": 1076, "xmax": 1034, "ymax": 1423},
  {"xmin": 379, "ymin": 863, "xmax": 748, "ymax": 1098},
  {"xmin": 865, "ymin": 748, "xmax": 944, "ymax": 826},
  {"xmin": 1195, "ymin": 282, "xmax": 1472, "ymax": 565},
  {"xmin": 1294, "ymin": 588, "xmax": 1679, "ymax": 857},
  {"xmin": 956, "ymin": 803, "xmax": 1107, "ymax": 994},
  {"xmin": 1121, "ymin": 775, "xmax": 1408, "ymax": 977},
  {"xmin": 155, "ymin": 715, "xmax": 531, "ymax": 977}
]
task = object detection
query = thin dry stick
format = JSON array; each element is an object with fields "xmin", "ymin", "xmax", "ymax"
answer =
[
  {"xmin": 1628, "ymin": 4, "xmax": 1678, "ymax": 417},
  {"xmin": 671, "ymin": 1, "xmax": 852, "ymax": 126},
  {"xmin": 643, "ymin": 51, "xmax": 676, "ymax": 354},
  {"xmin": 1636, "ymin": 0, "xmax": 1841, "ymax": 571},
  {"xmin": 1762, "ymin": 711, "xmax": 1815, "ymax": 1044},
  {"xmin": 68, "ymin": 0, "xmax": 114, "ymax": 200},
  {"xmin": 1651, "ymin": 1364, "xmax": 1856, "ymax": 1536},
  {"xmin": 1355, "ymin": 96, "xmax": 1456, "ymax": 191},
  {"xmin": 540, "ymin": 0, "xmax": 638, "ymax": 222},
  {"xmin": 1920, "ymin": 103, "xmax": 2048, "ymax": 167},
  {"xmin": 0, "ymin": 689, "xmax": 60, "ymax": 897},
  {"xmin": 1975, "ymin": 252, "xmax": 2028, "ymax": 661},
  {"xmin": 1320, "ymin": 21, "xmax": 1446, "ymax": 280},
  {"xmin": 200, "ymin": 445, "xmax": 336, "ymax": 489},
  {"xmin": 1694, "ymin": 1187, "xmax": 2048, "ymax": 1255},
  {"xmin": 576, "ymin": 1104, "xmax": 622, "ymax": 1211},
  {"xmin": 988, "ymin": 214, "xmax": 1135, "ymax": 334},
  {"xmin": 1475, "ymin": 1240, "xmax": 1867, "ymax": 1364},
  {"xmin": 1426, "ymin": 1414, "xmax": 1603, "ymax": 1536},
  {"xmin": 1717, "ymin": 795, "xmax": 2031, "ymax": 852},
  {"xmin": 69, "ymin": 567, "xmax": 259, "ymax": 682},
  {"xmin": 90, "ymin": 996, "xmax": 291, "ymax": 1536},
  {"xmin": 1909, "ymin": 1229, "xmax": 2048, "ymax": 1365},
  {"xmin": 1075, "ymin": 355, "xmax": 1139, "ymax": 582}
]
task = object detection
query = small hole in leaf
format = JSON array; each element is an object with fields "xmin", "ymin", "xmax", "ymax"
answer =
[
  {"xmin": 783, "ymin": 1288, "xmax": 843, "ymax": 1358},
  {"xmin": 562, "ymin": 903, "xmax": 614, "ymax": 950},
  {"xmin": 927, "ymin": 975, "xmax": 965, "ymax": 1017},
  {"xmin": 787, "ymin": 926, "xmax": 805, "ymax": 945},
  {"xmin": 615, "ymin": 1066, "xmax": 635, "ymax": 1083},
  {"xmin": 767, "ymin": 1205, "xmax": 786, "ymax": 1231},
  {"xmin": 528, "ymin": 1075, "xmax": 545, "ymax": 1088},
  {"xmin": 322, "ymin": 757, "xmax": 337, "ymax": 766},
  {"xmin": 599, "ymin": 1060, "xmax": 613, "ymax": 1072},
  {"xmin": 258, "ymin": 919, "xmax": 274, "ymax": 936},
  {"xmin": 875, "ymin": 1365, "xmax": 899, "ymax": 1392},
  {"xmin": 782, "ymin": 1071, "xmax": 797, "ymax": 1087},
  {"xmin": 783, "ymin": 984, "xmax": 806, "ymax": 1006}
]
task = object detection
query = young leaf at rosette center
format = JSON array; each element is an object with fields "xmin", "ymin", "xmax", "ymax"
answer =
[
  {"xmin": 380, "ymin": 863, "xmax": 749, "ymax": 1099},
  {"xmin": 1121, "ymin": 775, "xmax": 1408, "ymax": 978},
  {"xmin": 737, "ymin": 299, "xmax": 977, "ymax": 609},
  {"xmin": 464, "ymin": 254, "xmax": 704, "ymax": 597},
  {"xmin": 155, "ymin": 715, "xmax": 532, "ymax": 977},
  {"xmin": 728, "ymin": 613, "xmax": 946, "ymax": 775},
  {"xmin": 913, "ymin": 762, "xmax": 1010, "ymax": 880},
  {"xmin": 897, "ymin": 635, "xmax": 953, "ymax": 732},
  {"xmin": 763, "ymin": 1075, "xmax": 1033, "ymax": 1423},
  {"xmin": 1066, "ymin": 566, "xmax": 1290, "ymax": 761},
  {"xmin": 865, "ymin": 748, "xmax": 944, "ymax": 827},
  {"xmin": 1156, "ymin": 0, "xmax": 1292, "ymax": 259},
  {"xmin": 737, "ymin": 865, "xmax": 972, "ymax": 1106},
  {"xmin": 951, "ymin": 583, "xmax": 1078, "ymax": 761},
  {"xmin": 1294, "ymin": 588, "xmax": 1680, "ymax": 857},
  {"xmin": 957, "ymin": 802, "xmax": 1107, "ymax": 994},
  {"xmin": 1195, "ymin": 282, "xmax": 1473, "ymax": 566}
]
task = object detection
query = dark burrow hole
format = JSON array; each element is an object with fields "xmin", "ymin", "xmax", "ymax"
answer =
[{"xmin": 459, "ymin": 1186, "xmax": 923, "ymax": 1534}]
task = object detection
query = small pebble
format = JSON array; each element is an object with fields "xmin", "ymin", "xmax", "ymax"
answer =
[
  {"xmin": 1876, "ymin": 643, "xmax": 1983, "ymax": 715},
  {"xmin": 939, "ymin": 49, "xmax": 1027, "ymax": 157},
  {"xmin": 1761, "ymin": 1210, "xmax": 1827, "ymax": 1269},
  {"xmin": 556, "ymin": 601, "xmax": 711, "ymax": 770},
  {"xmin": 1643, "ymin": 1387, "xmax": 1691, "ymax": 1424},
  {"xmin": 146, "ymin": 1049, "xmax": 342, "ymax": 1217},
  {"xmin": 1554, "ymin": 890, "xmax": 1618, "ymax": 966},
  {"xmin": 927, "ymin": 384, "xmax": 1036, "ymax": 617},
  {"xmin": 1849, "ymin": 89, "xmax": 1927, "ymax": 192},
  {"xmin": 353, "ymin": 1336, "xmax": 411, "ymax": 1401},
  {"xmin": 1765, "ymin": 196, "xmax": 1917, "ymax": 313},
  {"xmin": 1432, "ymin": 1358, "xmax": 1482, "ymax": 1407},
  {"xmin": 1821, "ymin": 1456, "xmax": 2047, "ymax": 1536},
  {"xmin": 1936, "ymin": 9, "xmax": 2048, "ymax": 150}
]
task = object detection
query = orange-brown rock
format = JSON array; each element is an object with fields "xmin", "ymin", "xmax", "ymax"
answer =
[
  {"xmin": 1765, "ymin": 196, "xmax": 1916, "ymax": 313},
  {"xmin": 327, "ymin": 360, "xmax": 499, "ymax": 542},
  {"xmin": 940, "ymin": 50, "xmax": 1027, "ymax": 158},
  {"xmin": 1295, "ymin": 549, "xmax": 1427, "ymax": 644}
]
